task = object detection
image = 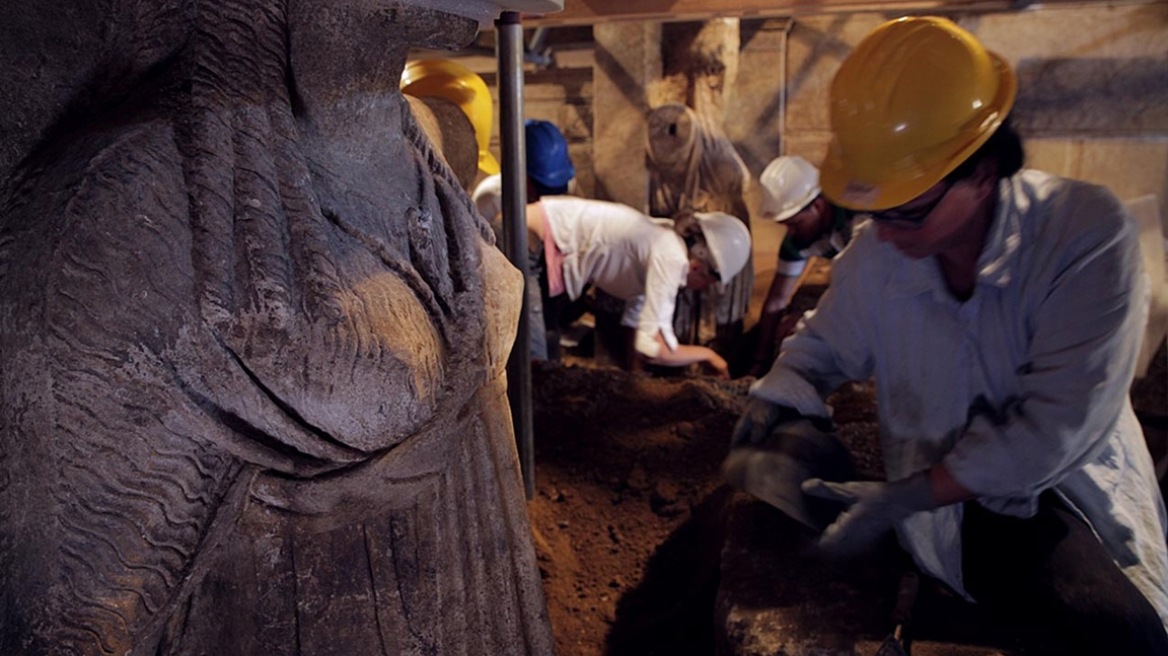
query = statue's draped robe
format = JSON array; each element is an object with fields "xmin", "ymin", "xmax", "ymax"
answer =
[
  {"xmin": 646, "ymin": 103, "xmax": 752, "ymax": 346},
  {"xmin": 0, "ymin": 2, "xmax": 551, "ymax": 654}
]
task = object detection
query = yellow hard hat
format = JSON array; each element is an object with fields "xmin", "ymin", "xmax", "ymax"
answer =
[
  {"xmin": 820, "ymin": 17, "xmax": 1017, "ymax": 211},
  {"xmin": 401, "ymin": 59, "xmax": 500, "ymax": 176}
]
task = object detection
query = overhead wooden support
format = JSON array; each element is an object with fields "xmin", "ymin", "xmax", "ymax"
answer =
[{"xmin": 521, "ymin": 0, "xmax": 1103, "ymax": 26}]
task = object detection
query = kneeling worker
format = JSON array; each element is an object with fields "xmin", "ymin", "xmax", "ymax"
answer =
[
  {"xmin": 734, "ymin": 16, "xmax": 1168, "ymax": 653},
  {"xmin": 528, "ymin": 197, "xmax": 749, "ymax": 378},
  {"xmin": 750, "ymin": 155, "xmax": 854, "ymax": 377}
]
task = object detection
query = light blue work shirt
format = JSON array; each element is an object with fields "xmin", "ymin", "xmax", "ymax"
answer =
[{"xmin": 752, "ymin": 169, "xmax": 1168, "ymax": 627}]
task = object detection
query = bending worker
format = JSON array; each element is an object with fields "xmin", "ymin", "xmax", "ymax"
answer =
[
  {"xmin": 734, "ymin": 16, "xmax": 1168, "ymax": 653},
  {"xmin": 528, "ymin": 197, "xmax": 748, "ymax": 378},
  {"xmin": 475, "ymin": 119, "xmax": 751, "ymax": 377},
  {"xmin": 750, "ymin": 156, "xmax": 854, "ymax": 376}
]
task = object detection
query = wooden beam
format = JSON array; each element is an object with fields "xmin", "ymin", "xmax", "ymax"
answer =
[
  {"xmin": 519, "ymin": 0, "xmax": 1125, "ymax": 26},
  {"xmin": 521, "ymin": 0, "xmax": 964, "ymax": 25}
]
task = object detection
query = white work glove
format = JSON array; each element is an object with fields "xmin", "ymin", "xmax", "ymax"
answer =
[
  {"xmin": 801, "ymin": 474, "xmax": 936, "ymax": 556},
  {"xmin": 731, "ymin": 399, "xmax": 832, "ymax": 448}
]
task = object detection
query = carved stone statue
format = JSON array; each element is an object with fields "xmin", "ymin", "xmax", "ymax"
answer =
[
  {"xmin": 643, "ymin": 19, "xmax": 752, "ymax": 352},
  {"xmin": 647, "ymin": 102, "xmax": 753, "ymax": 347},
  {"xmin": 0, "ymin": 1, "xmax": 552, "ymax": 653}
]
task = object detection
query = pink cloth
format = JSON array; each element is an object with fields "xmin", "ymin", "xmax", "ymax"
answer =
[{"xmin": 541, "ymin": 207, "xmax": 566, "ymax": 297}]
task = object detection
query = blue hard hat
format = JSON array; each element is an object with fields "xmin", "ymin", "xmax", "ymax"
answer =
[{"xmin": 525, "ymin": 119, "xmax": 575, "ymax": 191}]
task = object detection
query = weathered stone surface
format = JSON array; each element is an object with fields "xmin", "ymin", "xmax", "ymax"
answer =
[
  {"xmin": 523, "ymin": 67, "xmax": 596, "ymax": 198},
  {"xmin": 0, "ymin": 1, "xmax": 113, "ymax": 185},
  {"xmin": 592, "ymin": 21, "xmax": 661, "ymax": 209},
  {"xmin": 0, "ymin": 1, "xmax": 551, "ymax": 654},
  {"xmin": 407, "ymin": 94, "xmax": 480, "ymax": 191},
  {"xmin": 725, "ymin": 19, "xmax": 787, "ymax": 179},
  {"xmin": 657, "ymin": 19, "xmax": 741, "ymax": 124},
  {"xmin": 717, "ymin": 495, "xmax": 897, "ymax": 656}
]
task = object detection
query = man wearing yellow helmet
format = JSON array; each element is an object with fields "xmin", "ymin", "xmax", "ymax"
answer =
[{"xmin": 734, "ymin": 16, "xmax": 1168, "ymax": 652}]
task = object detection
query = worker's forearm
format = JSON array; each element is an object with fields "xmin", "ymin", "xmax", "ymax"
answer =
[
  {"xmin": 648, "ymin": 343, "xmax": 719, "ymax": 368},
  {"xmin": 766, "ymin": 273, "xmax": 802, "ymax": 314},
  {"xmin": 927, "ymin": 465, "xmax": 975, "ymax": 507},
  {"xmin": 753, "ymin": 309, "xmax": 784, "ymax": 363},
  {"xmin": 754, "ymin": 273, "xmax": 801, "ymax": 363}
]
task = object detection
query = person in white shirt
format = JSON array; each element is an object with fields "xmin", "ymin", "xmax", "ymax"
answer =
[
  {"xmin": 475, "ymin": 121, "xmax": 752, "ymax": 375},
  {"xmin": 734, "ymin": 17, "xmax": 1168, "ymax": 653},
  {"xmin": 525, "ymin": 197, "xmax": 749, "ymax": 377}
]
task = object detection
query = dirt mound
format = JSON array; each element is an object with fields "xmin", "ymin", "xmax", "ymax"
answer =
[{"xmin": 528, "ymin": 364, "xmax": 748, "ymax": 656}]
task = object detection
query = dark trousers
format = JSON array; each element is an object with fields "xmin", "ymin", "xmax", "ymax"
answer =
[{"xmin": 962, "ymin": 492, "xmax": 1168, "ymax": 655}]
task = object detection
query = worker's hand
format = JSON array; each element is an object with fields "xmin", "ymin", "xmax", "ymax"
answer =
[
  {"xmin": 747, "ymin": 358, "xmax": 772, "ymax": 379},
  {"xmin": 731, "ymin": 399, "xmax": 799, "ymax": 447},
  {"xmin": 801, "ymin": 475, "xmax": 936, "ymax": 557},
  {"xmin": 775, "ymin": 312, "xmax": 802, "ymax": 343},
  {"xmin": 706, "ymin": 353, "xmax": 729, "ymax": 380}
]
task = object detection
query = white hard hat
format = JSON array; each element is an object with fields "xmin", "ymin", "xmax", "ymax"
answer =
[
  {"xmin": 695, "ymin": 212, "xmax": 751, "ymax": 281},
  {"xmin": 759, "ymin": 156, "xmax": 821, "ymax": 222}
]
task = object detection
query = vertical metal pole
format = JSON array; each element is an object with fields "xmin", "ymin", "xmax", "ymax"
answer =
[{"xmin": 496, "ymin": 11, "xmax": 535, "ymax": 500}]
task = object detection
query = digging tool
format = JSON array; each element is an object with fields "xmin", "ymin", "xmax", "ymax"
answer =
[
  {"xmin": 721, "ymin": 417, "xmax": 855, "ymax": 531},
  {"xmin": 876, "ymin": 570, "xmax": 920, "ymax": 656}
]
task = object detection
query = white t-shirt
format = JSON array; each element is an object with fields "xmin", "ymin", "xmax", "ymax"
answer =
[{"xmin": 539, "ymin": 196, "xmax": 689, "ymax": 359}]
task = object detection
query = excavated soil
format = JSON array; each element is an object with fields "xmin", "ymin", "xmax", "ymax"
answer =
[
  {"xmin": 526, "ymin": 360, "xmax": 885, "ymax": 656},
  {"xmin": 524, "ymin": 351, "xmax": 1167, "ymax": 656},
  {"xmin": 527, "ymin": 364, "xmax": 747, "ymax": 656}
]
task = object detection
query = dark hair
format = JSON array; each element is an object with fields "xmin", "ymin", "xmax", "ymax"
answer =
[
  {"xmin": 671, "ymin": 210, "xmax": 702, "ymax": 241},
  {"xmin": 671, "ymin": 211, "xmax": 721, "ymax": 278},
  {"xmin": 945, "ymin": 117, "xmax": 1024, "ymax": 182},
  {"xmin": 527, "ymin": 177, "xmax": 568, "ymax": 201},
  {"xmin": 532, "ymin": 180, "xmax": 567, "ymax": 196}
]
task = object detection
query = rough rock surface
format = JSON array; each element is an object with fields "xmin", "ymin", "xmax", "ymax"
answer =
[{"xmin": 0, "ymin": 2, "xmax": 550, "ymax": 654}]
